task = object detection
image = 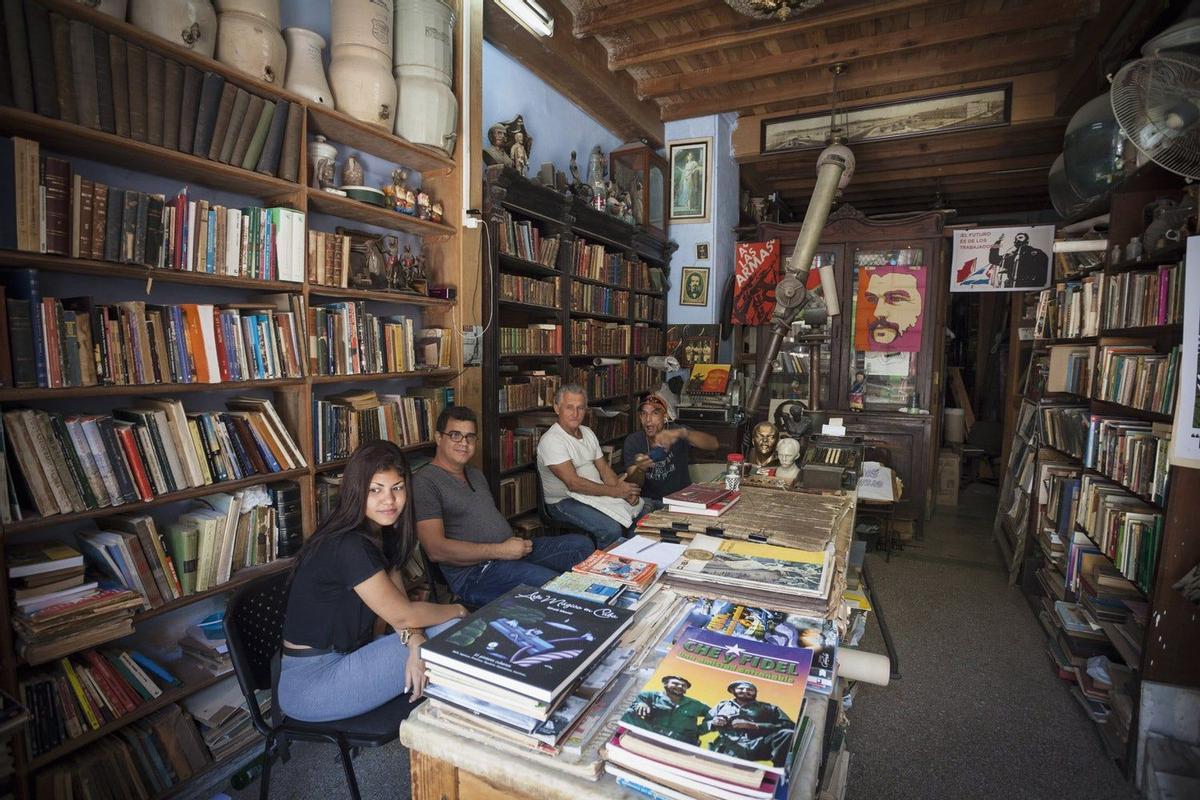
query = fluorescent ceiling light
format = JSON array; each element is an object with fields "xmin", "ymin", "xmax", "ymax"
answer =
[{"xmin": 497, "ymin": 0, "xmax": 554, "ymax": 37}]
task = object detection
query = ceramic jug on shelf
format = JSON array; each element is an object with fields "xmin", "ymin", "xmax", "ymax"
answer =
[
  {"xmin": 129, "ymin": 0, "xmax": 217, "ymax": 57},
  {"xmin": 284, "ymin": 27, "xmax": 333, "ymax": 106},
  {"xmin": 330, "ymin": 0, "xmax": 395, "ymax": 129},
  {"xmin": 214, "ymin": 0, "xmax": 286, "ymax": 85}
]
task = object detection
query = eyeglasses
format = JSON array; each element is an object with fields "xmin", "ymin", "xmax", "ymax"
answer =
[{"xmin": 439, "ymin": 430, "xmax": 478, "ymax": 444}]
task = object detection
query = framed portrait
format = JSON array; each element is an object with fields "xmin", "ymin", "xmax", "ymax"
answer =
[
  {"xmin": 669, "ymin": 138, "xmax": 710, "ymax": 222},
  {"xmin": 679, "ymin": 266, "xmax": 710, "ymax": 307},
  {"xmin": 761, "ymin": 85, "xmax": 1011, "ymax": 155},
  {"xmin": 696, "ymin": 242, "xmax": 709, "ymax": 260}
]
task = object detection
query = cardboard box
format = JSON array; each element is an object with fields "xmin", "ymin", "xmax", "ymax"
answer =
[{"xmin": 936, "ymin": 449, "xmax": 961, "ymax": 506}]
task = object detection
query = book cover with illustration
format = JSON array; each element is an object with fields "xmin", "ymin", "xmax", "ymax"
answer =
[
  {"xmin": 572, "ymin": 550, "xmax": 657, "ymax": 589},
  {"xmin": 667, "ymin": 534, "xmax": 833, "ymax": 599},
  {"xmin": 618, "ymin": 626, "xmax": 811, "ymax": 770},
  {"xmin": 684, "ymin": 599, "xmax": 837, "ymax": 695},
  {"xmin": 687, "ymin": 363, "xmax": 732, "ymax": 395},
  {"xmin": 422, "ymin": 585, "xmax": 635, "ymax": 702}
]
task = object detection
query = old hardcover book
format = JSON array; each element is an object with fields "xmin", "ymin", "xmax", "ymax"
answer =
[
  {"xmin": 206, "ymin": 81, "xmax": 237, "ymax": 160},
  {"xmin": 47, "ymin": 12, "xmax": 73, "ymax": 124},
  {"xmin": 68, "ymin": 20, "xmax": 98, "ymax": 130},
  {"xmin": 255, "ymin": 98, "xmax": 289, "ymax": 175},
  {"xmin": 90, "ymin": 181, "xmax": 107, "ymax": 261},
  {"xmin": 21, "ymin": 0, "xmax": 57, "ymax": 118},
  {"xmin": 229, "ymin": 94, "xmax": 265, "ymax": 169},
  {"xmin": 277, "ymin": 101, "xmax": 303, "ymax": 181},
  {"xmin": 77, "ymin": 178, "xmax": 94, "ymax": 260},
  {"xmin": 103, "ymin": 186, "xmax": 122, "ymax": 262},
  {"xmin": 107, "ymin": 34, "xmax": 129, "ymax": 137},
  {"xmin": 41, "ymin": 156, "xmax": 71, "ymax": 256},
  {"xmin": 191, "ymin": 71, "xmax": 225, "ymax": 156},
  {"xmin": 125, "ymin": 43, "xmax": 147, "ymax": 142},
  {"xmin": 144, "ymin": 50, "xmax": 164, "ymax": 147},
  {"xmin": 218, "ymin": 88, "xmax": 250, "ymax": 164},
  {"xmin": 177, "ymin": 65, "xmax": 202, "ymax": 153},
  {"xmin": 161, "ymin": 59, "xmax": 183, "ymax": 152},
  {"xmin": 119, "ymin": 190, "xmax": 138, "ymax": 263},
  {"xmin": 91, "ymin": 26, "xmax": 114, "ymax": 133},
  {"xmin": 0, "ymin": 136, "xmax": 15, "ymax": 251},
  {"xmin": 240, "ymin": 99, "xmax": 275, "ymax": 170},
  {"xmin": 3, "ymin": 0, "xmax": 34, "ymax": 112}
]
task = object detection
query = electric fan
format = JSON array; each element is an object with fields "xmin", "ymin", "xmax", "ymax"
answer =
[
  {"xmin": 1110, "ymin": 19, "xmax": 1200, "ymax": 179},
  {"xmin": 1062, "ymin": 94, "xmax": 1130, "ymax": 203}
]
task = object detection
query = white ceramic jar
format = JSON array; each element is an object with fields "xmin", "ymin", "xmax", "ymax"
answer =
[
  {"xmin": 215, "ymin": 0, "xmax": 279, "ymax": 23},
  {"xmin": 283, "ymin": 28, "xmax": 333, "ymax": 106},
  {"xmin": 394, "ymin": 67, "xmax": 457, "ymax": 153},
  {"xmin": 330, "ymin": 0, "xmax": 393, "ymax": 59},
  {"xmin": 393, "ymin": 0, "xmax": 455, "ymax": 84},
  {"xmin": 331, "ymin": 44, "xmax": 396, "ymax": 129},
  {"xmin": 128, "ymin": 0, "xmax": 217, "ymax": 57},
  {"xmin": 215, "ymin": 8, "xmax": 286, "ymax": 84}
]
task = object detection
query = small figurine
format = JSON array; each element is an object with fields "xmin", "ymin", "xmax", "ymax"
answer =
[
  {"xmin": 509, "ymin": 129, "xmax": 529, "ymax": 176},
  {"xmin": 394, "ymin": 243, "xmax": 418, "ymax": 291},
  {"xmin": 483, "ymin": 123, "xmax": 512, "ymax": 167},
  {"xmin": 416, "ymin": 191, "xmax": 432, "ymax": 220},
  {"xmin": 431, "ymin": 200, "xmax": 444, "ymax": 224},
  {"xmin": 400, "ymin": 187, "xmax": 416, "ymax": 215},
  {"xmin": 588, "ymin": 145, "xmax": 606, "ymax": 200},
  {"xmin": 748, "ymin": 421, "xmax": 779, "ymax": 470},
  {"xmin": 342, "ymin": 153, "xmax": 364, "ymax": 188},
  {"xmin": 568, "ymin": 150, "xmax": 583, "ymax": 187},
  {"xmin": 775, "ymin": 438, "xmax": 800, "ymax": 485},
  {"xmin": 849, "ymin": 370, "xmax": 865, "ymax": 411}
]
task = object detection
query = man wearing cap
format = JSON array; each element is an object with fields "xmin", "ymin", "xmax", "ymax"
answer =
[
  {"xmin": 707, "ymin": 681, "xmax": 796, "ymax": 767},
  {"xmin": 622, "ymin": 675, "xmax": 711, "ymax": 746},
  {"xmin": 623, "ymin": 392, "xmax": 720, "ymax": 506}
]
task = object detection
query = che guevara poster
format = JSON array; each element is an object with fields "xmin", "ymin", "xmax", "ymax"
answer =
[{"xmin": 854, "ymin": 264, "xmax": 927, "ymax": 352}]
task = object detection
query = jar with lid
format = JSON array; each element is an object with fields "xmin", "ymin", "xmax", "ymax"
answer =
[{"xmin": 724, "ymin": 454, "xmax": 744, "ymax": 491}]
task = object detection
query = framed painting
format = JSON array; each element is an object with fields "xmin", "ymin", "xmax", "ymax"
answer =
[
  {"xmin": 679, "ymin": 266, "xmax": 710, "ymax": 307},
  {"xmin": 669, "ymin": 138, "xmax": 711, "ymax": 222},
  {"xmin": 761, "ymin": 85, "xmax": 1011, "ymax": 155}
]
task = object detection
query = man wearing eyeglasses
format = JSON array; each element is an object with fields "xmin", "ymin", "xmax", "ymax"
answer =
[{"xmin": 413, "ymin": 406, "xmax": 592, "ymax": 607}]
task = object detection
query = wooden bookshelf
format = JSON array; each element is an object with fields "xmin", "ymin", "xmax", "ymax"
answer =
[
  {"xmin": 497, "ymin": 253, "xmax": 560, "ymax": 279},
  {"xmin": 0, "ymin": 0, "xmax": 472, "ymax": 793}
]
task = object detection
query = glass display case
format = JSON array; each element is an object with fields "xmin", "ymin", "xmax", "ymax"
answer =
[{"xmin": 610, "ymin": 142, "xmax": 669, "ymax": 240}]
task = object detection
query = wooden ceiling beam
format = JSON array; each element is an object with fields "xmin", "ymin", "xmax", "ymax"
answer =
[
  {"xmin": 571, "ymin": 0, "xmax": 710, "ymax": 38},
  {"xmin": 660, "ymin": 37, "xmax": 1074, "ymax": 120},
  {"xmin": 635, "ymin": 1, "xmax": 1095, "ymax": 100},
  {"xmin": 483, "ymin": 0, "xmax": 664, "ymax": 146},
  {"xmin": 606, "ymin": 0, "xmax": 935, "ymax": 71},
  {"xmin": 771, "ymin": 154, "xmax": 1057, "ymax": 191},
  {"xmin": 1054, "ymin": 0, "xmax": 1160, "ymax": 116}
]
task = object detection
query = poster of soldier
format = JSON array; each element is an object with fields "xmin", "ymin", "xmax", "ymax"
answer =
[
  {"xmin": 761, "ymin": 85, "xmax": 1010, "ymax": 154},
  {"xmin": 950, "ymin": 225, "xmax": 1054, "ymax": 292}
]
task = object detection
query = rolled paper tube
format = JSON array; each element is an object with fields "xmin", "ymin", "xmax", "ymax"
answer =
[
  {"xmin": 819, "ymin": 263, "xmax": 840, "ymax": 316},
  {"xmin": 594, "ymin": 357, "xmax": 623, "ymax": 367},
  {"xmin": 646, "ymin": 355, "xmax": 680, "ymax": 371},
  {"xmin": 837, "ymin": 648, "xmax": 890, "ymax": 686}
]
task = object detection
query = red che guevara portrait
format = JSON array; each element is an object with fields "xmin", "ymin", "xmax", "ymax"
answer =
[
  {"xmin": 854, "ymin": 265, "xmax": 926, "ymax": 352},
  {"xmin": 732, "ymin": 240, "xmax": 781, "ymax": 325}
]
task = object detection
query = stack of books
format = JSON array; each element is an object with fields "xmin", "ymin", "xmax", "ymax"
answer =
[
  {"xmin": 664, "ymin": 484, "xmax": 742, "ymax": 518},
  {"xmin": 183, "ymin": 679, "xmax": 270, "ymax": 763},
  {"xmin": 421, "ymin": 586, "xmax": 636, "ymax": 754},
  {"xmin": 606, "ymin": 627, "xmax": 814, "ymax": 799},
  {"xmin": 8, "ymin": 542, "xmax": 143, "ymax": 664},
  {"xmin": 178, "ymin": 613, "xmax": 230, "ymax": 675},
  {"xmin": 572, "ymin": 550, "xmax": 657, "ymax": 594}
]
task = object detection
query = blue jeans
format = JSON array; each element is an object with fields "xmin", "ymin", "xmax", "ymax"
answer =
[
  {"xmin": 278, "ymin": 619, "xmax": 458, "ymax": 722},
  {"xmin": 546, "ymin": 498, "xmax": 641, "ymax": 549},
  {"xmin": 439, "ymin": 533, "xmax": 594, "ymax": 607}
]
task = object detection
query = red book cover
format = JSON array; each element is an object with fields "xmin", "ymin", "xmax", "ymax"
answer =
[
  {"xmin": 113, "ymin": 423, "xmax": 154, "ymax": 500},
  {"xmin": 664, "ymin": 484, "xmax": 737, "ymax": 509},
  {"xmin": 732, "ymin": 240, "xmax": 780, "ymax": 325},
  {"xmin": 25, "ymin": 587, "xmax": 141, "ymax": 624},
  {"xmin": 81, "ymin": 649, "xmax": 137, "ymax": 715},
  {"xmin": 41, "ymin": 298, "xmax": 62, "ymax": 388},
  {"xmin": 572, "ymin": 550, "xmax": 656, "ymax": 589}
]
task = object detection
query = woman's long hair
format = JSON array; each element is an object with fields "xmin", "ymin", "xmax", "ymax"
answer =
[{"xmin": 291, "ymin": 440, "xmax": 416, "ymax": 576}]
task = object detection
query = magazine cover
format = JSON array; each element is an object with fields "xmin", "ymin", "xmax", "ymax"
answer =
[
  {"xmin": 619, "ymin": 626, "xmax": 811, "ymax": 770},
  {"xmin": 667, "ymin": 534, "xmax": 833, "ymax": 599},
  {"xmin": 422, "ymin": 585, "xmax": 634, "ymax": 701},
  {"xmin": 573, "ymin": 551, "xmax": 657, "ymax": 588},
  {"xmin": 684, "ymin": 599, "xmax": 837, "ymax": 695}
]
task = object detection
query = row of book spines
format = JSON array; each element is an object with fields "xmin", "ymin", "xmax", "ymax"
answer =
[
  {"xmin": 312, "ymin": 397, "xmax": 442, "ymax": 462},
  {"xmin": 4, "ymin": 4, "xmax": 301, "ymax": 179},
  {"xmin": 1087, "ymin": 422, "xmax": 1171, "ymax": 503},
  {"xmin": 498, "ymin": 471, "xmax": 538, "ymax": 517},
  {"xmin": 3, "ymin": 403, "xmax": 301, "ymax": 521},
  {"xmin": 308, "ymin": 307, "xmax": 422, "ymax": 376},
  {"xmin": 7, "ymin": 293, "xmax": 304, "ymax": 390},
  {"xmin": 631, "ymin": 263, "xmax": 665, "ymax": 292},
  {"xmin": 1077, "ymin": 476, "xmax": 1162, "ymax": 584},
  {"xmin": 499, "ymin": 325, "xmax": 562, "ymax": 355},
  {"xmin": 499, "ymin": 274, "xmax": 560, "ymax": 306},
  {"xmin": 633, "ymin": 297, "xmax": 665, "ymax": 318},
  {"xmin": 306, "ymin": 230, "xmax": 352, "ymax": 288},
  {"xmin": 1102, "ymin": 262, "xmax": 1184, "ymax": 329},
  {"xmin": 21, "ymin": 647, "xmax": 174, "ymax": 757},
  {"xmin": 570, "ymin": 287, "xmax": 630, "ymax": 315},
  {"xmin": 1094, "ymin": 346, "xmax": 1180, "ymax": 415}
]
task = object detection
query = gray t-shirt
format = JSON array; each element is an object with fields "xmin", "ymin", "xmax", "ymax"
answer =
[{"xmin": 412, "ymin": 464, "xmax": 512, "ymax": 545}]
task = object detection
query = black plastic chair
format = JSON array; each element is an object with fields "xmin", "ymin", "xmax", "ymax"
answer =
[{"xmin": 224, "ymin": 569, "xmax": 418, "ymax": 800}]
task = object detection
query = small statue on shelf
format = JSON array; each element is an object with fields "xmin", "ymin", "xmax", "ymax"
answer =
[
  {"xmin": 431, "ymin": 200, "xmax": 444, "ymax": 224},
  {"xmin": 399, "ymin": 187, "xmax": 417, "ymax": 216},
  {"xmin": 342, "ymin": 153, "xmax": 364, "ymax": 188},
  {"xmin": 417, "ymin": 191, "xmax": 432, "ymax": 220},
  {"xmin": 483, "ymin": 123, "xmax": 512, "ymax": 167},
  {"xmin": 775, "ymin": 438, "xmax": 800, "ymax": 485},
  {"xmin": 392, "ymin": 243, "xmax": 419, "ymax": 292},
  {"xmin": 748, "ymin": 421, "xmax": 779, "ymax": 470},
  {"xmin": 509, "ymin": 129, "xmax": 529, "ymax": 176},
  {"xmin": 588, "ymin": 145, "xmax": 606, "ymax": 201},
  {"xmin": 632, "ymin": 175, "xmax": 644, "ymax": 225}
]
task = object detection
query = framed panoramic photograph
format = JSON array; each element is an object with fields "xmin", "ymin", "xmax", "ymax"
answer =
[
  {"xmin": 669, "ymin": 139, "xmax": 711, "ymax": 222},
  {"xmin": 679, "ymin": 266, "xmax": 710, "ymax": 306},
  {"xmin": 760, "ymin": 85, "xmax": 1011, "ymax": 155}
]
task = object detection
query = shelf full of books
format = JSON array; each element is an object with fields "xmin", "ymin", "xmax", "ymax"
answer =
[
  {"xmin": 0, "ymin": 0, "xmax": 472, "ymax": 794},
  {"xmin": 481, "ymin": 165, "xmax": 675, "ymax": 502}
]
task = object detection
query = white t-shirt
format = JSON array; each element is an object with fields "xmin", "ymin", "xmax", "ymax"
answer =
[{"xmin": 537, "ymin": 423, "xmax": 604, "ymax": 505}]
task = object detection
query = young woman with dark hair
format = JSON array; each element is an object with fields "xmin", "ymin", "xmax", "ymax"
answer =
[{"xmin": 277, "ymin": 440, "xmax": 467, "ymax": 722}]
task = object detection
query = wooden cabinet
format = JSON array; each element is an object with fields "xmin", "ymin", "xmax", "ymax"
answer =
[
  {"xmin": 610, "ymin": 143, "xmax": 669, "ymax": 241},
  {"xmin": 752, "ymin": 206, "xmax": 947, "ymax": 518}
]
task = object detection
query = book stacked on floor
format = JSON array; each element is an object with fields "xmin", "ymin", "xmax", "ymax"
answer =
[
  {"xmin": 607, "ymin": 626, "xmax": 813, "ymax": 800},
  {"xmin": 182, "ymin": 678, "xmax": 269, "ymax": 763},
  {"xmin": 313, "ymin": 387, "xmax": 450, "ymax": 463},
  {"xmin": 0, "ymin": 3, "xmax": 302, "ymax": 181},
  {"xmin": 664, "ymin": 484, "xmax": 742, "ymax": 518},
  {"xmin": 1, "ymin": 396, "xmax": 305, "ymax": 522},
  {"xmin": 19, "ymin": 647, "xmax": 180, "ymax": 756},
  {"xmin": 33, "ymin": 703, "xmax": 213, "ymax": 799},
  {"xmin": 664, "ymin": 533, "xmax": 835, "ymax": 618},
  {"xmin": 421, "ymin": 586, "xmax": 636, "ymax": 755}
]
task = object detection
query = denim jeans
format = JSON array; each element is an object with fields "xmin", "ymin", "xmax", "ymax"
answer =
[
  {"xmin": 546, "ymin": 498, "xmax": 641, "ymax": 549},
  {"xmin": 439, "ymin": 533, "xmax": 594, "ymax": 608},
  {"xmin": 277, "ymin": 618, "xmax": 458, "ymax": 722}
]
